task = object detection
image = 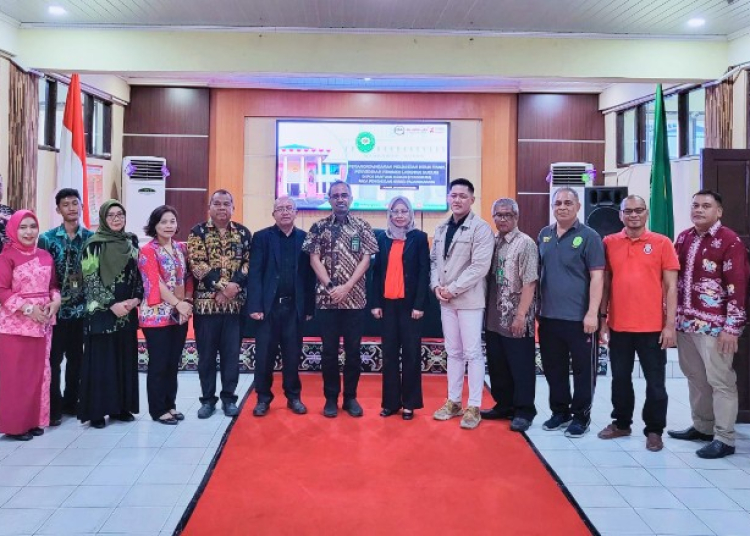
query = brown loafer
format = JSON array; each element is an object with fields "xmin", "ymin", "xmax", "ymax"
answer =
[
  {"xmin": 597, "ymin": 423, "xmax": 632, "ymax": 440},
  {"xmin": 646, "ymin": 433, "xmax": 664, "ymax": 452}
]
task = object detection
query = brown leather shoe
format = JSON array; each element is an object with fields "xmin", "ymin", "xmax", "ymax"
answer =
[
  {"xmin": 646, "ymin": 433, "xmax": 664, "ymax": 452},
  {"xmin": 597, "ymin": 423, "xmax": 632, "ymax": 440}
]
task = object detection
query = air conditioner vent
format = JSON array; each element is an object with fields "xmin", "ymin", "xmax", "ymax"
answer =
[
  {"xmin": 550, "ymin": 162, "xmax": 593, "ymax": 186},
  {"xmin": 127, "ymin": 158, "xmax": 166, "ymax": 180}
]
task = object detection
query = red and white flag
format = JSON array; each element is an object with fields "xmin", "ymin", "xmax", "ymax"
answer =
[{"xmin": 56, "ymin": 74, "xmax": 90, "ymax": 227}]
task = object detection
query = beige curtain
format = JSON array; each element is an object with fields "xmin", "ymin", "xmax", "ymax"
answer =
[
  {"xmin": 8, "ymin": 64, "xmax": 39, "ymax": 210},
  {"xmin": 705, "ymin": 80, "xmax": 733, "ymax": 149}
]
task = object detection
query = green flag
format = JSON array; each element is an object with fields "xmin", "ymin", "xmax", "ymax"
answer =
[{"xmin": 648, "ymin": 83, "xmax": 674, "ymax": 239}]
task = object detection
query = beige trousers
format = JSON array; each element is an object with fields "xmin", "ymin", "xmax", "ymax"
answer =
[{"xmin": 676, "ymin": 331, "xmax": 738, "ymax": 446}]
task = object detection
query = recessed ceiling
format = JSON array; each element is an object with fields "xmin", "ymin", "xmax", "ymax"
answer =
[{"xmin": 1, "ymin": 0, "xmax": 749, "ymax": 37}]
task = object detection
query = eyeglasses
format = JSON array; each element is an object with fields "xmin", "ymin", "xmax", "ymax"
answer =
[
  {"xmin": 330, "ymin": 193, "xmax": 350, "ymax": 200},
  {"xmin": 493, "ymin": 212, "xmax": 516, "ymax": 220},
  {"xmin": 390, "ymin": 210, "xmax": 409, "ymax": 216},
  {"xmin": 621, "ymin": 208, "xmax": 647, "ymax": 215},
  {"xmin": 106, "ymin": 212, "xmax": 125, "ymax": 221},
  {"xmin": 274, "ymin": 206, "xmax": 296, "ymax": 214}
]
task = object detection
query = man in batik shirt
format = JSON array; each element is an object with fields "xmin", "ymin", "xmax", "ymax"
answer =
[{"xmin": 668, "ymin": 190, "xmax": 749, "ymax": 459}]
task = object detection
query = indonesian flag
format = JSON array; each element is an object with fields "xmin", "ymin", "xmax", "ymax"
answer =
[{"xmin": 56, "ymin": 74, "xmax": 90, "ymax": 227}]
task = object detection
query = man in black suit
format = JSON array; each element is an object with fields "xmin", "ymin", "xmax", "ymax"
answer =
[{"xmin": 247, "ymin": 196, "xmax": 315, "ymax": 416}]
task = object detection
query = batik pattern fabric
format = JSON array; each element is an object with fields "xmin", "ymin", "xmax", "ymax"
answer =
[
  {"xmin": 38, "ymin": 224, "xmax": 93, "ymax": 320},
  {"xmin": 485, "ymin": 228, "xmax": 539, "ymax": 338},
  {"xmin": 138, "ymin": 239, "xmax": 192, "ymax": 328},
  {"xmin": 81, "ymin": 236, "xmax": 144, "ymax": 334},
  {"xmin": 675, "ymin": 221, "xmax": 749, "ymax": 337},
  {"xmin": 302, "ymin": 214, "xmax": 378, "ymax": 310},
  {"xmin": 187, "ymin": 220, "xmax": 251, "ymax": 315}
]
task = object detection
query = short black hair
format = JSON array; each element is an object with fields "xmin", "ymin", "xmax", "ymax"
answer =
[
  {"xmin": 693, "ymin": 189, "xmax": 723, "ymax": 208},
  {"xmin": 210, "ymin": 189, "xmax": 234, "ymax": 205},
  {"xmin": 55, "ymin": 188, "xmax": 81, "ymax": 206},
  {"xmin": 449, "ymin": 178, "xmax": 474, "ymax": 194},
  {"xmin": 144, "ymin": 205, "xmax": 179, "ymax": 237}
]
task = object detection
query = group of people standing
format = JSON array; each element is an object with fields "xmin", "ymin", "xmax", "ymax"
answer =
[{"xmin": 0, "ymin": 177, "xmax": 745, "ymax": 461}]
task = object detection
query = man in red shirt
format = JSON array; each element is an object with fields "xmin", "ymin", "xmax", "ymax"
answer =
[
  {"xmin": 598, "ymin": 195, "xmax": 679, "ymax": 452},
  {"xmin": 668, "ymin": 190, "xmax": 748, "ymax": 459}
]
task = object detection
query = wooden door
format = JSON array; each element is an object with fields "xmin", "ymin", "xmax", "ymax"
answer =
[{"xmin": 702, "ymin": 148, "xmax": 750, "ymax": 422}]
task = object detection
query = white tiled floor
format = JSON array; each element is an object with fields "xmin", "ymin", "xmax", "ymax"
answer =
[
  {"xmin": 0, "ymin": 367, "xmax": 749, "ymax": 535},
  {"xmin": 528, "ymin": 371, "xmax": 750, "ymax": 536},
  {"xmin": 0, "ymin": 372, "xmax": 252, "ymax": 536}
]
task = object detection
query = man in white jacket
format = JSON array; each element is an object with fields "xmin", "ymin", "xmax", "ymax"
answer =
[{"xmin": 431, "ymin": 178, "xmax": 494, "ymax": 429}]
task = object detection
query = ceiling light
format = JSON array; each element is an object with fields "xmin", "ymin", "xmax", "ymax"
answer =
[
  {"xmin": 687, "ymin": 18, "xmax": 705, "ymax": 28},
  {"xmin": 48, "ymin": 6, "xmax": 67, "ymax": 16},
  {"xmin": 363, "ymin": 78, "xmax": 372, "ymax": 81}
]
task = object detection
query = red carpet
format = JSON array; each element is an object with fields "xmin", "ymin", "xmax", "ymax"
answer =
[{"xmin": 181, "ymin": 374, "xmax": 592, "ymax": 536}]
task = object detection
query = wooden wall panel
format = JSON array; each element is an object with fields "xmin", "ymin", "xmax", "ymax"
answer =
[
  {"xmin": 517, "ymin": 142, "xmax": 605, "ymax": 193},
  {"xmin": 516, "ymin": 194, "xmax": 550, "ymax": 239},
  {"xmin": 165, "ymin": 190, "xmax": 209, "ymax": 239},
  {"xmin": 209, "ymin": 89, "xmax": 517, "ymax": 220},
  {"xmin": 125, "ymin": 87, "xmax": 209, "ymax": 135},
  {"xmin": 518, "ymin": 94, "xmax": 604, "ymax": 140},
  {"xmin": 122, "ymin": 137, "xmax": 208, "ymax": 189}
]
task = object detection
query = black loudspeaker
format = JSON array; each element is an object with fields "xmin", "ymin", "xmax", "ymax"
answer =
[{"xmin": 584, "ymin": 186, "xmax": 628, "ymax": 237}]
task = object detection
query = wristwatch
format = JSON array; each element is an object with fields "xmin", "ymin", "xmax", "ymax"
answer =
[
  {"xmin": 23, "ymin": 304, "xmax": 34, "ymax": 316},
  {"xmin": 325, "ymin": 281, "xmax": 335, "ymax": 291}
]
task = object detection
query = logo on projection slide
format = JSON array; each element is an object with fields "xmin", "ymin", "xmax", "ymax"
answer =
[{"xmin": 356, "ymin": 132, "xmax": 376, "ymax": 153}]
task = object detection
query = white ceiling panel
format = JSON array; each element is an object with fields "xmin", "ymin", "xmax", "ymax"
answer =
[{"xmin": 2, "ymin": 0, "xmax": 750, "ymax": 37}]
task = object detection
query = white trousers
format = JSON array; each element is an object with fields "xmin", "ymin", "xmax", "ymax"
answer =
[{"xmin": 440, "ymin": 306, "xmax": 486, "ymax": 408}]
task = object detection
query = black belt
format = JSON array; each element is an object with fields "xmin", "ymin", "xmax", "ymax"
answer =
[{"xmin": 277, "ymin": 296, "xmax": 294, "ymax": 305}]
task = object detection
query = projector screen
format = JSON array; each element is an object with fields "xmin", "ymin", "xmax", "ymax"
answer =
[{"xmin": 276, "ymin": 120, "xmax": 450, "ymax": 211}]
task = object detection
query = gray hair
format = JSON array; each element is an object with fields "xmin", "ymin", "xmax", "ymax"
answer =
[
  {"xmin": 619, "ymin": 194, "xmax": 647, "ymax": 211},
  {"xmin": 551, "ymin": 187, "xmax": 579, "ymax": 203},
  {"xmin": 491, "ymin": 198, "xmax": 519, "ymax": 216},
  {"xmin": 274, "ymin": 196, "xmax": 297, "ymax": 210}
]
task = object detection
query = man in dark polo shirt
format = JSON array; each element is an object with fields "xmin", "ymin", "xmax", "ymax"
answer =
[
  {"xmin": 538, "ymin": 187, "xmax": 605, "ymax": 438},
  {"xmin": 303, "ymin": 181, "xmax": 378, "ymax": 418},
  {"xmin": 247, "ymin": 196, "xmax": 315, "ymax": 417}
]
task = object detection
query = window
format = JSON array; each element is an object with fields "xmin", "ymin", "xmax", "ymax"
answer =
[
  {"xmin": 38, "ymin": 77, "xmax": 112, "ymax": 158},
  {"xmin": 616, "ymin": 85, "xmax": 703, "ymax": 166}
]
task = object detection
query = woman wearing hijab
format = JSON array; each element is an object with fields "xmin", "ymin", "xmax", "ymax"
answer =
[
  {"xmin": 371, "ymin": 196, "xmax": 430, "ymax": 420},
  {"xmin": 0, "ymin": 211, "xmax": 60, "ymax": 440},
  {"xmin": 78, "ymin": 200, "xmax": 143, "ymax": 429}
]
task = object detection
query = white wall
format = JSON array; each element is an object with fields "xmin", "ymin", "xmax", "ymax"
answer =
[{"xmin": 0, "ymin": 15, "xmax": 19, "ymax": 57}]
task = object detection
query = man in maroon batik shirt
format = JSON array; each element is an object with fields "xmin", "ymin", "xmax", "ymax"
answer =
[{"xmin": 668, "ymin": 190, "xmax": 749, "ymax": 459}]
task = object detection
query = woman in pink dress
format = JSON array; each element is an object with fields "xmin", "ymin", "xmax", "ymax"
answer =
[{"xmin": 0, "ymin": 210, "xmax": 60, "ymax": 441}]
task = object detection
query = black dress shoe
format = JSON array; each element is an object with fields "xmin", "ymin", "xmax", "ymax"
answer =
[
  {"xmin": 253, "ymin": 402, "xmax": 270, "ymax": 417},
  {"xmin": 480, "ymin": 408, "xmax": 513, "ymax": 420},
  {"xmin": 154, "ymin": 416, "xmax": 178, "ymax": 425},
  {"xmin": 223, "ymin": 402, "xmax": 240, "ymax": 417},
  {"xmin": 380, "ymin": 408, "xmax": 397, "ymax": 417},
  {"xmin": 696, "ymin": 440, "xmax": 735, "ymax": 459},
  {"xmin": 287, "ymin": 399, "xmax": 307, "ymax": 415},
  {"xmin": 667, "ymin": 426, "xmax": 713, "ymax": 442},
  {"xmin": 170, "ymin": 411, "xmax": 185, "ymax": 421},
  {"xmin": 28, "ymin": 427, "xmax": 44, "ymax": 436},
  {"xmin": 6, "ymin": 432, "xmax": 33, "ymax": 441},
  {"xmin": 323, "ymin": 399, "xmax": 338, "ymax": 418},
  {"xmin": 402, "ymin": 410, "xmax": 414, "ymax": 421},
  {"xmin": 343, "ymin": 398, "xmax": 363, "ymax": 417},
  {"xmin": 49, "ymin": 418, "xmax": 62, "ymax": 427},
  {"xmin": 90, "ymin": 419, "xmax": 106, "ymax": 429},
  {"xmin": 111, "ymin": 412, "xmax": 135, "ymax": 422}
]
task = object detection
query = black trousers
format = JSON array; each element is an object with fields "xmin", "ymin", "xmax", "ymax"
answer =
[
  {"xmin": 49, "ymin": 318, "xmax": 85, "ymax": 419},
  {"xmin": 318, "ymin": 309, "xmax": 365, "ymax": 402},
  {"xmin": 253, "ymin": 300, "xmax": 303, "ymax": 404},
  {"xmin": 485, "ymin": 330, "xmax": 537, "ymax": 420},
  {"xmin": 381, "ymin": 299, "xmax": 424, "ymax": 411},
  {"xmin": 143, "ymin": 323, "xmax": 189, "ymax": 419},
  {"xmin": 538, "ymin": 317, "xmax": 597, "ymax": 424},
  {"xmin": 609, "ymin": 329, "xmax": 668, "ymax": 436},
  {"xmin": 194, "ymin": 313, "xmax": 241, "ymax": 405}
]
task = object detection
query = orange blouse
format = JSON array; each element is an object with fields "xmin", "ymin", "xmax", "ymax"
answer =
[{"xmin": 383, "ymin": 239, "xmax": 405, "ymax": 299}]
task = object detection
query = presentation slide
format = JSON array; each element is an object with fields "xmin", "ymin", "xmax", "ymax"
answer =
[{"xmin": 276, "ymin": 120, "xmax": 450, "ymax": 211}]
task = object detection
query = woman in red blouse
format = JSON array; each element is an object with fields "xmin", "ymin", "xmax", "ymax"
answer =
[
  {"xmin": 371, "ymin": 196, "xmax": 430, "ymax": 420},
  {"xmin": 138, "ymin": 205, "xmax": 193, "ymax": 425}
]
